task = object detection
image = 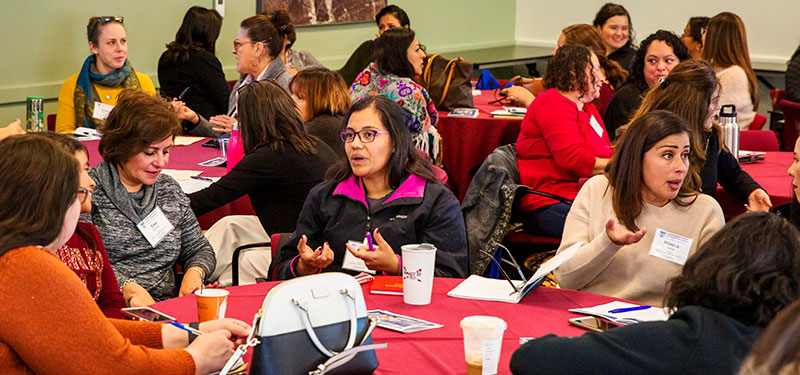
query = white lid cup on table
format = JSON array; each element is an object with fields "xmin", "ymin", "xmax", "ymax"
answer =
[
  {"xmin": 401, "ymin": 243, "xmax": 437, "ymax": 305},
  {"xmin": 460, "ymin": 315, "xmax": 508, "ymax": 375}
]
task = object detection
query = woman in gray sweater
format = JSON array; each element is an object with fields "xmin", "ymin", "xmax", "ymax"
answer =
[{"xmin": 89, "ymin": 89, "xmax": 215, "ymax": 306}]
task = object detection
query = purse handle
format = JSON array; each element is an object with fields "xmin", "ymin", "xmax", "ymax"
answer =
[
  {"xmin": 421, "ymin": 54, "xmax": 463, "ymax": 107},
  {"xmin": 292, "ymin": 288, "xmax": 359, "ymax": 357},
  {"xmin": 309, "ymin": 317, "xmax": 386, "ymax": 375}
]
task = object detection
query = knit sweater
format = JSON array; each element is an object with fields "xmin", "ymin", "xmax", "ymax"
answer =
[
  {"xmin": 554, "ymin": 175, "xmax": 725, "ymax": 306},
  {"xmin": 89, "ymin": 161, "xmax": 215, "ymax": 302},
  {"xmin": 56, "ymin": 71, "xmax": 155, "ymax": 134},
  {"xmin": 715, "ymin": 65, "xmax": 755, "ymax": 130},
  {"xmin": 57, "ymin": 221, "xmax": 127, "ymax": 319},
  {"xmin": 0, "ymin": 246, "xmax": 194, "ymax": 374}
]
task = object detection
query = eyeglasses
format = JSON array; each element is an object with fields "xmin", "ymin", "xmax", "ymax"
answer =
[
  {"xmin": 339, "ymin": 129, "xmax": 390, "ymax": 144},
  {"xmin": 233, "ymin": 39, "xmax": 255, "ymax": 51},
  {"xmin": 89, "ymin": 16, "xmax": 124, "ymax": 29},
  {"xmin": 77, "ymin": 188, "xmax": 91, "ymax": 204},
  {"xmin": 479, "ymin": 242, "xmax": 528, "ymax": 295}
]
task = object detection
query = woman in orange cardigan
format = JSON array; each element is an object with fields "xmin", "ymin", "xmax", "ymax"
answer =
[{"xmin": 0, "ymin": 135, "xmax": 250, "ymax": 375}]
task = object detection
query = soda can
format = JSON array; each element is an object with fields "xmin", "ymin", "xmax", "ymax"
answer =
[{"xmin": 26, "ymin": 96, "xmax": 44, "ymax": 132}]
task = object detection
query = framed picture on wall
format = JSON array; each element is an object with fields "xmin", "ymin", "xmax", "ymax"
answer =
[{"xmin": 257, "ymin": 0, "xmax": 387, "ymax": 26}]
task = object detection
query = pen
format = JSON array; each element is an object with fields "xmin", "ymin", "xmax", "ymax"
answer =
[
  {"xmin": 608, "ymin": 305, "xmax": 651, "ymax": 314},
  {"xmin": 191, "ymin": 175, "xmax": 213, "ymax": 182},
  {"xmin": 176, "ymin": 86, "xmax": 190, "ymax": 100},
  {"xmin": 366, "ymin": 232, "xmax": 374, "ymax": 252},
  {"xmin": 169, "ymin": 321, "xmax": 204, "ymax": 336}
]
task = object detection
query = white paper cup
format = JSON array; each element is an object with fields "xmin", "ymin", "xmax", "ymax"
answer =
[
  {"xmin": 460, "ymin": 316, "xmax": 507, "ymax": 375},
  {"xmin": 401, "ymin": 243, "xmax": 437, "ymax": 305},
  {"xmin": 195, "ymin": 289, "xmax": 229, "ymax": 322},
  {"xmin": 219, "ymin": 138, "xmax": 229, "ymax": 158}
]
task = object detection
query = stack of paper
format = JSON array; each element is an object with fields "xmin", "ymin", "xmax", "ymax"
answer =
[{"xmin": 569, "ymin": 301, "xmax": 670, "ymax": 326}]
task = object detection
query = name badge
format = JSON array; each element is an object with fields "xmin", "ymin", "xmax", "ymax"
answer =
[
  {"xmin": 589, "ymin": 115, "xmax": 604, "ymax": 138},
  {"xmin": 92, "ymin": 102, "xmax": 115, "ymax": 120},
  {"xmin": 648, "ymin": 228, "xmax": 693, "ymax": 265},
  {"xmin": 136, "ymin": 206, "xmax": 175, "ymax": 248},
  {"xmin": 341, "ymin": 239, "xmax": 376, "ymax": 274}
]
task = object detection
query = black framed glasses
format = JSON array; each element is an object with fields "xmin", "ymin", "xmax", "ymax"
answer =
[
  {"xmin": 339, "ymin": 129, "xmax": 390, "ymax": 144},
  {"xmin": 479, "ymin": 242, "xmax": 528, "ymax": 295},
  {"xmin": 77, "ymin": 188, "xmax": 91, "ymax": 204}
]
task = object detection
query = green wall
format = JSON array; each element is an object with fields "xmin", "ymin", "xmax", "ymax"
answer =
[{"xmin": 0, "ymin": 0, "xmax": 515, "ymax": 124}]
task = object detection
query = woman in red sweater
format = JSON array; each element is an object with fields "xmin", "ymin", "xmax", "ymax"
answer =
[
  {"xmin": 34, "ymin": 132, "xmax": 128, "ymax": 318},
  {"xmin": 0, "ymin": 135, "xmax": 250, "ymax": 374},
  {"xmin": 516, "ymin": 44, "xmax": 613, "ymax": 238}
]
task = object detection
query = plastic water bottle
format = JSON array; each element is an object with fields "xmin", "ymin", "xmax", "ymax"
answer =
[
  {"xmin": 226, "ymin": 122, "xmax": 244, "ymax": 172},
  {"xmin": 719, "ymin": 104, "xmax": 739, "ymax": 162}
]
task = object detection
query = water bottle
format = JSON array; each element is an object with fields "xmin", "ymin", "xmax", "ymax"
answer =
[
  {"xmin": 226, "ymin": 122, "xmax": 244, "ymax": 172},
  {"xmin": 719, "ymin": 104, "xmax": 739, "ymax": 161}
]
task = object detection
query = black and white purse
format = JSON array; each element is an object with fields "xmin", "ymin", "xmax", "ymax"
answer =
[{"xmin": 221, "ymin": 273, "xmax": 385, "ymax": 375}]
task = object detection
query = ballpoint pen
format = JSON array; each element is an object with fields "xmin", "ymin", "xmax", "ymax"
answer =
[
  {"xmin": 608, "ymin": 305, "xmax": 651, "ymax": 314},
  {"xmin": 169, "ymin": 321, "xmax": 203, "ymax": 336},
  {"xmin": 366, "ymin": 231, "xmax": 374, "ymax": 252},
  {"xmin": 176, "ymin": 86, "xmax": 190, "ymax": 101},
  {"xmin": 190, "ymin": 175, "xmax": 213, "ymax": 182}
]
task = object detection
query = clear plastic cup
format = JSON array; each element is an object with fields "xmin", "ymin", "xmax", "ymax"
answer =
[
  {"xmin": 219, "ymin": 138, "xmax": 229, "ymax": 158},
  {"xmin": 460, "ymin": 316, "xmax": 507, "ymax": 375}
]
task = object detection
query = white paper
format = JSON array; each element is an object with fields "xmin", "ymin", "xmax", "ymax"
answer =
[
  {"xmin": 648, "ymin": 228, "xmax": 693, "ymax": 265},
  {"xmin": 569, "ymin": 301, "xmax": 670, "ymax": 325},
  {"xmin": 92, "ymin": 102, "xmax": 114, "ymax": 120},
  {"xmin": 482, "ymin": 339, "xmax": 502, "ymax": 375},
  {"xmin": 136, "ymin": 206, "xmax": 175, "ymax": 247},
  {"xmin": 589, "ymin": 115, "xmax": 604, "ymax": 138},
  {"xmin": 177, "ymin": 177, "xmax": 220, "ymax": 194},
  {"xmin": 342, "ymin": 240, "xmax": 376, "ymax": 274},
  {"xmin": 73, "ymin": 127, "xmax": 101, "ymax": 140},
  {"xmin": 174, "ymin": 136, "xmax": 205, "ymax": 146},
  {"xmin": 161, "ymin": 169, "xmax": 202, "ymax": 181}
]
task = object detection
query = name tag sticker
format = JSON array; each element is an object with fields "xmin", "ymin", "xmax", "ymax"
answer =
[
  {"xmin": 137, "ymin": 206, "xmax": 175, "ymax": 248},
  {"xmin": 589, "ymin": 115, "xmax": 604, "ymax": 138},
  {"xmin": 92, "ymin": 102, "xmax": 115, "ymax": 120},
  {"xmin": 341, "ymin": 239, "xmax": 376, "ymax": 274},
  {"xmin": 649, "ymin": 228, "xmax": 693, "ymax": 265}
]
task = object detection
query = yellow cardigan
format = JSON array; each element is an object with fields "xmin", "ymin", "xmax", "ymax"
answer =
[{"xmin": 55, "ymin": 71, "xmax": 155, "ymax": 134}]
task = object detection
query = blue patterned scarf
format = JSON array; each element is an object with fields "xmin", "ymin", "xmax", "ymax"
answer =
[{"xmin": 73, "ymin": 55, "xmax": 141, "ymax": 129}]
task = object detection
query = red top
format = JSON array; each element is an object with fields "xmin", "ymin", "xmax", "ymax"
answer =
[
  {"xmin": 57, "ymin": 221, "xmax": 127, "ymax": 319},
  {"xmin": 516, "ymin": 88, "xmax": 613, "ymax": 212},
  {"xmin": 596, "ymin": 82, "xmax": 615, "ymax": 116}
]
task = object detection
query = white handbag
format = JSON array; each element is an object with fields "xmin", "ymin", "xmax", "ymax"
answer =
[{"xmin": 221, "ymin": 273, "xmax": 385, "ymax": 375}]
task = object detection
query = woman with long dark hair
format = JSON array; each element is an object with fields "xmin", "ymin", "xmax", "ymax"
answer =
[
  {"xmin": 158, "ymin": 6, "xmax": 228, "ymax": 123},
  {"xmin": 271, "ymin": 96, "xmax": 467, "ymax": 279}
]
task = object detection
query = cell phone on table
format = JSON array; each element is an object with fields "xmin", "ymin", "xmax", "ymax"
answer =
[
  {"xmin": 121, "ymin": 306, "xmax": 176, "ymax": 322},
  {"xmin": 567, "ymin": 316, "xmax": 620, "ymax": 332}
]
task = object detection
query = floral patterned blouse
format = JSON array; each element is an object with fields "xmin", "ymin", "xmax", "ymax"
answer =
[{"xmin": 350, "ymin": 63, "xmax": 438, "ymax": 134}]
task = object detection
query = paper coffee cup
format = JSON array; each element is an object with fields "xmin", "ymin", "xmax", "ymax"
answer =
[
  {"xmin": 401, "ymin": 243, "xmax": 437, "ymax": 305},
  {"xmin": 195, "ymin": 289, "xmax": 229, "ymax": 322},
  {"xmin": 460, "ymin": 316, "xmax": 507, "ymax": 375}
]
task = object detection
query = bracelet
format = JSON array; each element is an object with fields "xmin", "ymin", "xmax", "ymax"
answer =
[
  {"xmin": 121, "ymin": 278, "xmax": 136, "ymax": 289},
  {"xmin": 188, "ymin": 322, "xmax": 200, "ymax": 343},
  {"xmin": 187, "ymin": 267, "xmax": 206, "ymax": 282}
]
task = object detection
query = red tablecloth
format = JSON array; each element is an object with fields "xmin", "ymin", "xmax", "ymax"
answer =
[
  {"xmin": 153, "ymin": 278, "xmax": 620, "ymax": 375},
  {"xmin": 83, "ymin": 138, "xmax": 255, "ymax": 229},
  {"xmin": 437, "ymin": 91, "xmax": 523, "ymax": 202},
  {"xmin": 715, "ymin": 151, "xmax": 793, "ymax": 218}
]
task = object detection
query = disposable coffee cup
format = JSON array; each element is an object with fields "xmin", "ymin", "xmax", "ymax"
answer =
[
  {"xmin": 195, "ymin": 289, "xmax": 229, "ymax": 322},
  {"xmin": 400, "ymin": 243, "xmax": 436, "ymax": 305},
  {"xmin": 460, "ymin": 316, "xmax": 507, "ymax": 375},
  {"xmin": 219, "ymin": 138, "xmax": 229, "ymax": 158}
]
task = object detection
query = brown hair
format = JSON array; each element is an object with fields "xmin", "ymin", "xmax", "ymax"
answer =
[
  {"xmin": 87, "ymin": 16, "xmax": 124, "ymax": 45},
  {"xmin": 263, "ymin": 9, "xmax": 296, "ymax": 50},
  {"xmin": 289, "ymin": 68, "xmax": 352, "ymax": 120},
  {"xmin": 666, "ymin": 212, "xmax": 800, "ymax": 327},
  {"xmin": 240, "ymin": 14, "xmax": 283, "ymax": 59},
  {"xmin": 702, "ymin": 12, "xmax": 759, "ymax": 111},
  {"xmin": 327, "ymin": 96, "xmax": 437, "ymax": 186},
  {"xmin": 592, "ymin": 3, "xmax": 635, "ymax": 48},
  {"xmin": 237, "ymin": 80, "xmax": 316, "ymax": 155},
  {"xmin": 562, "ymin": 24, "xmax": 627, "ymax": 89},
  {"xmin": 0, "ymin": 136, "xmax": 80, "ymax": 256},
  {"xmin": 544, "ymin": 44, "xmax": 595, "ymax": 99},
  {"xmin": 98, "ymin": 90, "xmax": 180, "ymax": 166},
  {"xmin": 606, "ymin": 110, "xmax": 697, "ymax": 231},
  {"xmin": 739, "ymin": 300, "xmax": 800, "ymax": 374},
  {"xmin": 628, "ymin": 59, "xmax": 720, "ymax": 193}
]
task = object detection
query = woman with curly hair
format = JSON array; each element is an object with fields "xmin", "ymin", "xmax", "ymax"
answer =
[
  {"xmin": 515, "ymin": 44, "xmax": 613, "ymax": 238},
  {"xmin": 512, "ymin": 211, "xmax": 800, "ymax": 374},
  {"xmin": 604, "ymin": 30, "xmax": 690, "ymax": 141}
]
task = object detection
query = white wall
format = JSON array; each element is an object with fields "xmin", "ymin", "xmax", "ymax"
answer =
[{"xmin": 515, "ymin": 0, "xmax": 799, "ymax": 71}]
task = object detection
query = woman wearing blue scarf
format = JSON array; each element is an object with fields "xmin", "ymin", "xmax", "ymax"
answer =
[{"xmin": 56, "ymin": 16, "xmax": 155, "ymax": 133}]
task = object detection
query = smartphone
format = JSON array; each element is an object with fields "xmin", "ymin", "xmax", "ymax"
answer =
[
  {"xmin": 121, "ymin": 306, "xmax": 176, "ymax": 322},
  {"xmin": 567, "ymin": 316, "xmax": 620, "ymax": 332}
]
